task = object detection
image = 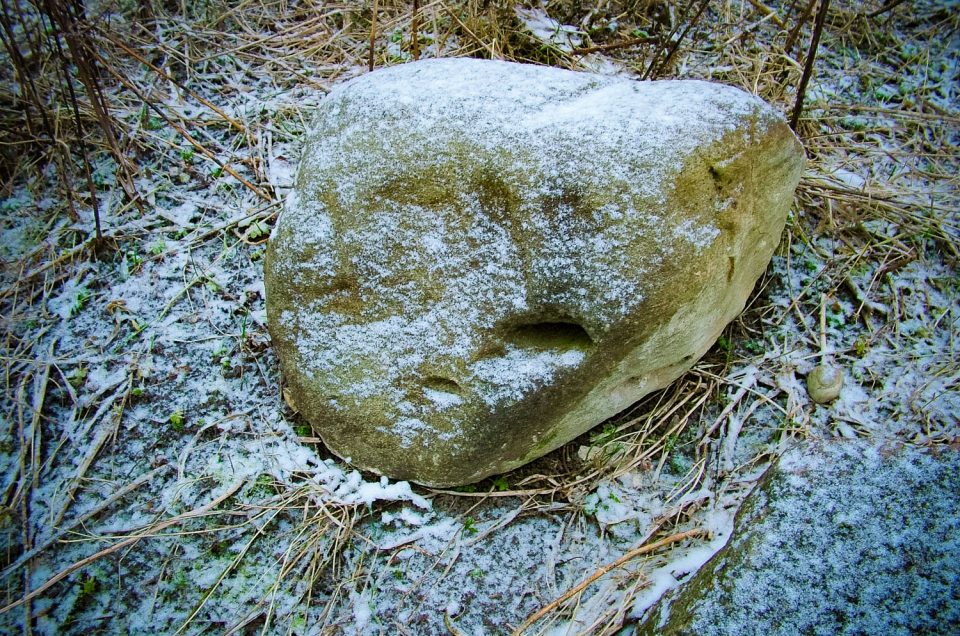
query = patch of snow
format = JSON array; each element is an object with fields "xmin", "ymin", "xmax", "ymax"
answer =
[
  {"xmin": 470, "ymin": 347, "xmax": 586, "ymax": 406},
  {"xmin": 350, "ymin": 590, "xmax": 373, "ymax": 633},
  {"xmin": 423, "ymin": 387, "xmax": 464, "ymax": 409},
  {"xmin": 47, "ymin": 276, "xmax": 88, "ymax": 321},
  {"xmin": 515, "ymin": 6, "xmax": 584, "ymax": 52}
]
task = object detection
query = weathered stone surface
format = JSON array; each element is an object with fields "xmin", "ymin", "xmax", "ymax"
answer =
[
  {"xmin": 264, "ymin": 58, "xmax": 803, "ymax": 486},
  {"xmin": 635, "ymin": 441, "xmax": 960, "ymax": 636}
]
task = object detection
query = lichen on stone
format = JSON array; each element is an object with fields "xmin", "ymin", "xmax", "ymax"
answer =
[{"xmin": 264, "ymin": 58, "xmax": 804, "ymax": 486}]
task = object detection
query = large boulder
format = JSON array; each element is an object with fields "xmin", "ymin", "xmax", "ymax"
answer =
[
  {"xmin": 264, "ymin": 58, "xmax": 803, "ymax": 487},
  {"xmin": 635, "ymin": 441, "xmax": 960, "ymax": 635}
]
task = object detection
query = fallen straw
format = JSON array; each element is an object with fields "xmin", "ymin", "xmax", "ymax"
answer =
[{"xmin": 513, "ymin": 528, "xmax": 710, "ymax": 634}]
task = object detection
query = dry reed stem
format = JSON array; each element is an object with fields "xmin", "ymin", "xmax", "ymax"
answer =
[
  {"xmin": 411, "ymin": 0, "xmax": 421, "ymax": 60},
  {"xmin": 746, "ymin": 0, "xmax": 787, "ymax": 28},
  {"xmin": 0, "ymin": 463, "xmax": 173, "ymax": 581},
  {"xmin": 514, "ymin": 528, "xmax": 710, "ymax": 635},
  {"xmin": 574, "ymin": 34, "xmax": 656, "ymax": 55},
  {"xmin": 369, "ymin": 0, "xmax": 379, "ymax": 71},
  {"xmin": 0, "ymin": 481, "xmax": 243, "ymax": 615},
  {"xmin": 791, "ymin": 0, "xmax": 831, "ymax": 129}
]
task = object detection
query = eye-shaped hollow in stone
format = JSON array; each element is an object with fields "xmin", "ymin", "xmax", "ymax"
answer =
[{"xmin": 264, "ymin": 58, "xmax": 804, "ymax": 487}]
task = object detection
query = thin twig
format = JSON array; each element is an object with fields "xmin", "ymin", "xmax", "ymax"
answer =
[
  {"xmin": 784, "ymin": 0, "xmax": 817, "ymax": 55},
  {"xmin": 513, "ymin": 528, "xmax": 709, "ymax": 634},
  {"xmin": 791, "ymin": 0, "xmax": 832, "ymax": 130},
  {"xmin": 90, "ymin": 47, "xmax": 273, "ymax": 202},
  {"xmin": 368, "ymin": 0, "xmax": 378, "ymax": 71},
  {"xmin": 866, "ymin": 0, "xmax": 908, "ymax": 18},
  {"xmin": 746, "ymin": 0, "xmax": 786, "ymax": 28},
  {"xmin": 0, "ymin": 481, "xmax": 243, "ymax": 615},
  {"xmin": 573, "ymin": 35, "xmax": 656, "ymax": 55},
  {"xmin": 411, "ymin": 0, "xmax": 420, "ymax": 60},
  {"xmin": 642, "ymin": 0, "xmax": 697, "ymax": 80}
]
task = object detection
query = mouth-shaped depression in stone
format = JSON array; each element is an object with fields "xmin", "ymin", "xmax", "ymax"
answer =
[{"xmin": 264, "ymin": 58, "xmax": 804, "ymax": 488}]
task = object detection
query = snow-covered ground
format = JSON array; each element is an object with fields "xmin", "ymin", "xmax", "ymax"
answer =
[{"xmin": 0, "ymin": 1, "xmax": 956, "ymax": 634}]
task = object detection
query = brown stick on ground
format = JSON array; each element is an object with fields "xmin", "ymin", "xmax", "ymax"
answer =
[
  {"xmin": 513, "ymin": 528, "xmax": 710, "ymax": 634},
  {"xmin": 411, "ymin": 0, "xmax": 420, "ymax": 60},
  {"xmin": 0, "ymin": 482, "xmax": 243, "ymax": 615},
  {"xmin": 867, "ymin": 0, "xmax": 908, "ymax": 18},
  {"xmin": 573, "ymin": 35, "xmax": 655, "ymax": 56},
  {"xmin": 791, "ymin": 0, "xmax": 832, "ymax": 130},
  {"xmin": 368, "ymin": 0, "xmax": 378, "ymax": 71},
  {"xmin": 746, "ymin": 0, "xmax": 787, "ymax": 28}
]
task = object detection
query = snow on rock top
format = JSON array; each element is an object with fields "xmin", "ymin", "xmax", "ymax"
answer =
[{"xmin": 264, "ymin": 57, "xmax": 804, "ymax": 487}]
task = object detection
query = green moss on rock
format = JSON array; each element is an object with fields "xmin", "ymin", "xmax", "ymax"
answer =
[{"xmin": 264, "ymin": 58, "xmax": 803, "ymax": 487}]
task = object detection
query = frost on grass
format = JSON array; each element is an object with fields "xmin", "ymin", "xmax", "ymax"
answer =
[
  {"xmin": 642, "ymin": 441, "xmax": 960, "ymax": 635},
  {"xmin": 2, "ymin": 1, "xmax": 959, "ymax": 634}
]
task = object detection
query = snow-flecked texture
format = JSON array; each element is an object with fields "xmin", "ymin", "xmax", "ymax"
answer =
[
  {"xmin": 266, "ymin": 57, "xmax": 802, "ymax": 486},
  {"xmin": 1, "ymin": 1, "xmax": 957, "ymax": 634},
  {"xmin": 639, "ymin": 441, "xmax": 960, "ymax": 636},
  {"xmin": 335, "ymin": 467, "xmax": 745, "ymax": 635}
]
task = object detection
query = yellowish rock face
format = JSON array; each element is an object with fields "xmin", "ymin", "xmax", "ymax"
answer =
[{"xmin": 265, "ymin": 58, "xmax": 803, "ymax": 487}]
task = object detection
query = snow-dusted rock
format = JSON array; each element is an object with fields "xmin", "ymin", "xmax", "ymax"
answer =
[
  {"xmin": 264, "ymin": 58, "xmax": 803, "ymax": 486},
  {"xmin": 636, "ymin": 441, "xmax": 960, "ymax": 635},
  {"xmin": 807, "ymin": 362, "xmax": 844, "ymax": 403}
]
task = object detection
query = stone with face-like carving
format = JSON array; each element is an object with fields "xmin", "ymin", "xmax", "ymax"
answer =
[{"xmin": 265, "ymin": 58, "xmax": 803, "ymax": 487}]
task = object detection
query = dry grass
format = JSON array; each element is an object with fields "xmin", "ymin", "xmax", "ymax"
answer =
[{"xmin": 0, "ymin": 0, "xmax": 957, "ymax": 633}]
